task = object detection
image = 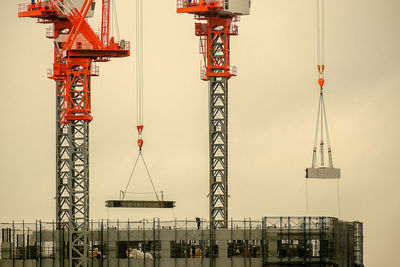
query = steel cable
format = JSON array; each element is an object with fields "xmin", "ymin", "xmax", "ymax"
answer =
[
  {"xmin": 306, "ymin": 179, "xmax": 309, "ymax": 216},
  {"xmin": 140, "ymin": 153, "xmax": 160, "ymax": 202},
  {"xmin": 122, "ymin": 1, "xmax": 159, "ymax": 203},
  {"xmin": 112, "ymin": 0, "xmax": 120, "ymax": 41},
  {"xmin": 321, "ymin": 93, "xmax": 333, "ymax": 167},
  {"xmin": 337, "ymin": 179, "xmax": 341, "ymax": 218},
  {"xmin": 312, "ymin": 93, "xmax": 322, "ymax": 167},
  {"xmin": 121, "ymin": 152, "xmax": 141, "ymax": 200},
  {"xmin": 136, "ymin": 0, "xmax": 144, "ymax": 127}
]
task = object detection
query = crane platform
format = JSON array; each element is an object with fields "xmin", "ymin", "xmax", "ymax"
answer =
[{"xmin": 105, "ymin": 200, "xmax": 176, "ymax": 208}]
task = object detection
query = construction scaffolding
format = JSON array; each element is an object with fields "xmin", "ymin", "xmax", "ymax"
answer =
[{"xmin": 0, "ymin": 217, "xmax": 363, "ymax": 267}]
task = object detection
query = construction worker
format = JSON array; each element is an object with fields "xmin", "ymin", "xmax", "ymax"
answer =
[{"xmin": 191, "ymin": 245, "xmax": 196, "ymax": 258}]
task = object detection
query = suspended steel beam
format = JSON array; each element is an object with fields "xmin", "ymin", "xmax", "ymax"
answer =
[{"xmin": 105, "ymin": 200, "xmax": 176, "ymax": 208}]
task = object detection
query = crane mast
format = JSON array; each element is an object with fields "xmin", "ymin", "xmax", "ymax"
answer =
[
  {"xmin": 201, "ymin": 17, "xmax": 235, "ymax": 229},
  {"xmin": 178, "ymin": 3, "xmax": 250, "ymax": 265},
  {"xmin": 177, "ymin": 0, "xmax": 250, "ymax": 230},
  {"xmin": 18, "ymin": 1, "xmax": 130, "ymax": 266}
]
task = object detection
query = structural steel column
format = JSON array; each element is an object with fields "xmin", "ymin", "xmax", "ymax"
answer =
[
  {"xmin": 65, "ymin": 61, "xmax": 91, "ymax": 267},
  {"xmin": 56, "ymin": 79, "xmax": 71, "ymax": 230},
  {"xmin": 208, "ymin": 77, "xmax": 228, "ymax": 229},
  {"xmin": 206, "ymin": 17, "xmax": 232, "ymax": 230},
  {"xmin": 68, "ymin": 119, "xmax": 89, "ymax": 267}
]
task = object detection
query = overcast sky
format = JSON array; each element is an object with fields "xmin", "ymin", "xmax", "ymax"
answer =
[{"xmin": 1, "ymin": 0, "xmax": 399, "ymax": 266}]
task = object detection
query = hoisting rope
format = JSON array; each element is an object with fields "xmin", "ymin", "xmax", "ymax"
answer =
[
  {"xmin": 336, "ymin": 179, "xmax": 341, "ymax": 218},
  {"xmin": 120, "ymin": 0, "xmax": 160, "ymax": 203},
  {"xmin": 311, "ymin": 84, "xmax": 333, "ymax": 168},
  {"xmin": 311, "ymin": 0, "xmax": 334, "ymax": 169},
  {"xmin": 111, "ymin": 0, "xmax": 121, "ymax": 41},
  {"xmin": 306, "ymin": 179, "xmax": 309, "ymax": 216},
  {"xmin": 136, "ymin": 0, "xmax": 144, "ymax": 150}
]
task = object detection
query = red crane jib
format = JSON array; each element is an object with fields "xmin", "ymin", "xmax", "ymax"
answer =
[
  {"xmin": 18, "ymin": 0, "xmax": 130, "ymax": 123},
  {"xmin": 177, "ymin": 0, "xmax": 238, "ymax": 80}
]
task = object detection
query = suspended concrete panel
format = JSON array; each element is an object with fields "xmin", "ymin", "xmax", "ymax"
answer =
[
  {"xmin": 306, "ymin": 167, "xmax": 341, "ymax": 179},
  {"xmin": 105, "ymin": 200, "xmax": 176, "ymax": 208}
]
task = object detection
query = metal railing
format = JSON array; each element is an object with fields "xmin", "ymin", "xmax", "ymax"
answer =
[
  {"xmin": 199, "ymin": 65, "xmax": 237, "ymax": 79},
  {"xmin": 0, "ymin": 217, "xmax": 340, "ymax": 233},
  {"xmin": 18, "ymin": 1, "xmax": 54, "ymax": 13},
  {"xmin": 118, "ymin": 40, "xmax": 130, "ymax": 51},
  {"xmin": 199, "ymin": 36, "xmax": 207, "ymax": 55},
  {"xmin": 0, "ymin": 217, "xmax": 362, "ymax": 265},
  {"xmin": 46, "ymin": 25, "xmax": 55, "ymax": 39},
  {"xmin": 230, "ymin": 24, "xmax": 239, "ymax": 35},
  {"xmin": 263, "ymin": 217, "xmax": 336, "ymax": 230},
  {"xmin": 200, "ymin": 64, "xmax": 207, "ymax": 80},
  {"xmin": 230, "ymin": 65, "xmax": 237, "ymax": 76},
  {"xmin": 353, "ymin": 222, "xmax": 364, "ymax": 265},
  {"xmin": 47, "ymin": 68, "xmax": 53, "ymax": 79},
  {"xmin": 177, "ymin": 0, "xmax": 224, "ymax": 9},
  {"xmin": 18, "ymin": 3, "xmax": 30, "ymax": 13},
  {"xmin": 90, "ymin": 64, "xmax": 99, "ymax": 76}
]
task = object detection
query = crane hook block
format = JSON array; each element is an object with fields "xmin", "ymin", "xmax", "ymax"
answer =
[
  {"xmin": 137, "ymin": 139, "xmax": 143, "ymax": 148},
  {"xmin": 137, "ymin": 125, "xmax": 144, "ymax": 135},
  {"xmin": 318, "ymin": 78, "xmax": 325, "ymax": 87}
]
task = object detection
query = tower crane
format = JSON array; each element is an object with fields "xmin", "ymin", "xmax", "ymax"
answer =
[
  {"xmin": 18, "ymin": 1, "xmax": 130, "ymax": 266},
  {"xmin": 177, "ymin": 0, "xmax": 251, "ymax": 229}
]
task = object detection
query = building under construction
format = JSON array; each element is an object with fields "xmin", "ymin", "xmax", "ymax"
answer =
[
  {"xmin": 2, "ymin": 1, "xmax": 364, "ymax": 266},
  {"xmin": 0, "ymin": 217, "xmax": 363, "ymax": 267}
]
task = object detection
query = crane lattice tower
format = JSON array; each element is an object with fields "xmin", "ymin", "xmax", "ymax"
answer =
[
  {"xmin": 18, "ymin": 1, "xmax": 130, "ymax": 266},
  {"xmin": 177, "ymin": 0, "xmax": 251, "ymax": 229}
]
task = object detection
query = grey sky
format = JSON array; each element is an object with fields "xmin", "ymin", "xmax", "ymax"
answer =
[{"xmin": 0, "ymin": 0, "xmax": 399, "ymax": 266}]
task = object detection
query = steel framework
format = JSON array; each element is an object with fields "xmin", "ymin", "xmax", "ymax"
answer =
[
  {"xmin": 66, "ymin": 60, "xmax": 91, "ymax": 267},
  {"xmin": 178, "ymin": 4, "xmax": 242, "ymax": 265},
  {"xmin": 208, "ymin": 76, "xmax": 229, "ymax": 229},
  {"xmin": 178, "ymin": 2, "xmax": 240, "ymax": 231},
  {"xmin": 205, "ymin": 18, "xmax": 233, "ymax": 229},
  {"xmin": 68, "ymin": 118, "xmax": 89, "ymax": 267},
  {"xmin": 56, "ymin": 79, "xmax": 71, "ymax": 230},
  {"xmin": 0, "ymin": 217, "xmax": 364, "ymax": 267}
]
